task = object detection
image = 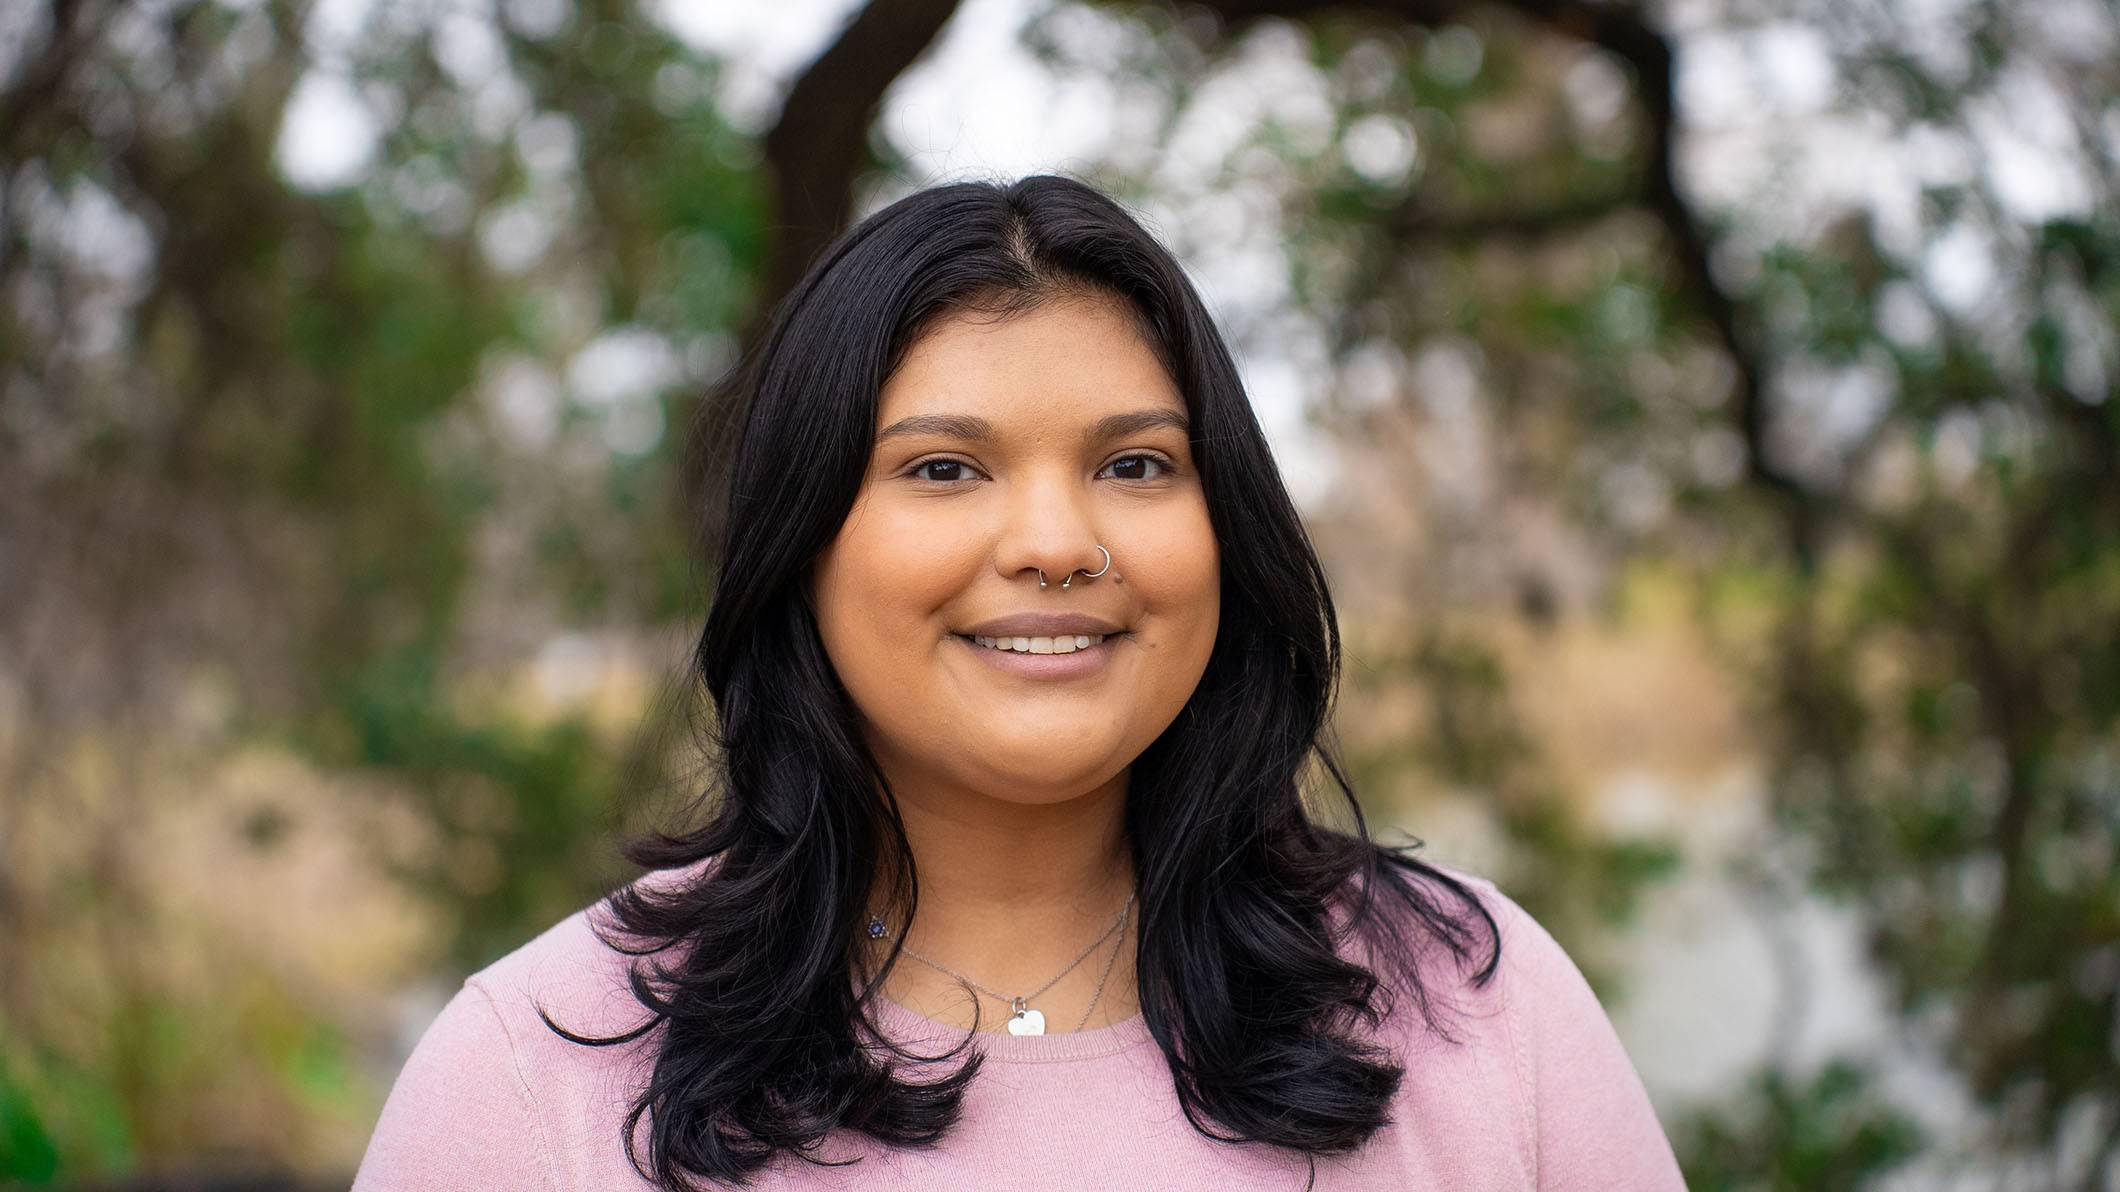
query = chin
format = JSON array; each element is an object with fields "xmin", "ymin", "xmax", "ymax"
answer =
[{"xmin": 960, "ymin": 759, "xmax": 1122, "ymax": 805}]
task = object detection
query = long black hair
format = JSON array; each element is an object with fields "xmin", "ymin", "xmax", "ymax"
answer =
[{"xmin": 539, "ymin": 173, "xmax": 1502, "ymax": 1189}]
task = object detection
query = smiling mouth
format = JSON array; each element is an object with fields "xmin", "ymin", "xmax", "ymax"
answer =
[{"xmin": 952, "ymin": 631, "xmax": 1129, "ymax": 656}]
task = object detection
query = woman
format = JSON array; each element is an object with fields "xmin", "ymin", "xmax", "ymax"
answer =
[{"xmin": 352, "ymin": 174, "xmax": 1686, "ymax": 1190}]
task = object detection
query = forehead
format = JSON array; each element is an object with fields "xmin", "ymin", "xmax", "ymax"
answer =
[{"xmin": 875, "ymin": 295, "xmax": 1185, "ymax": 429}]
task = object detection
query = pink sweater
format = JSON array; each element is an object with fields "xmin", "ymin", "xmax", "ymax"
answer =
[{"xmin": 352, "ymin": 860, "xmax": 1686, "ymax": 1190}]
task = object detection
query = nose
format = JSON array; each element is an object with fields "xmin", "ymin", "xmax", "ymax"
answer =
[{"xmin": 991, "ymin": 470, "xmax": 1111, "ymax": 591}]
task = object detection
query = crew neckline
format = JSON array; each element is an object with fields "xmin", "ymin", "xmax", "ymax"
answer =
[{"xmin": 863, "ymin": 988, "xmax": 1156, "ymax": 1063}]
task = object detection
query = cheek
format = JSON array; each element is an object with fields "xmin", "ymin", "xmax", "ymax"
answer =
[
  {"xmin": 1124, "ymin": 506, "xmax": 1221, "ymax": 668},
  {"xmin": 811, "ymin": 502, "xmax": 967, "ymax": 663},
  {"xmin": 1138, "ymin": 505, "xmax": 1220, "ymax": 612}
]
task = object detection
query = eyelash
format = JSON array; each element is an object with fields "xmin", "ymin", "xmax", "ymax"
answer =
[{"xmin": 900, "ymin": 452, "xmax": 1179, "ymax": 487}]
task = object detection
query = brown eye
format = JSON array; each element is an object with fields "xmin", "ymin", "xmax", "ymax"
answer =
[
  {"xmin": 1102, "ymin": 453, "xmax": 1176, "ymax": 482},
  {"xmin": 905, "ymin": 457, "xmax": 983, "ymax": 485}
]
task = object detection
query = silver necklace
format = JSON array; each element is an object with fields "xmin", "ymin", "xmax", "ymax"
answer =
[{"xmin": 866, "ymin": 892, "xmax": 1135, "ymax": 1036}]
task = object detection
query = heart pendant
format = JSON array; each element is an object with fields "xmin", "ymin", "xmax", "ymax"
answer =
[{"xmin": 1006, "ymin": 1008, "xmax": 1046, "ymax": 1036}]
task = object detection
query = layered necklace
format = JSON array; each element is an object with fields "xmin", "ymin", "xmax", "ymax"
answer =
[{"xmin": 865, "ymin": 891, "xmax": 1135, "ymax": 1036}]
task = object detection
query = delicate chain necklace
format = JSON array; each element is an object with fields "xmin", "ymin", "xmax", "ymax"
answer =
[{"xmin": 865, "ymin": 891, "xmax": 1135, "ymax": 1036}]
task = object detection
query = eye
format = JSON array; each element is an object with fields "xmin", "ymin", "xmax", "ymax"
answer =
[
  {"xmin": 1101, "ymin": 452, "xmax": 1178, "ymax": 482},
  {"xmin": 903, "ymin": 456, "xmax": 985, "ymax": 485}
]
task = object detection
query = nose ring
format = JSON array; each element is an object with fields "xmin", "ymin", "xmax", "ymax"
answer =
[{"xmin": 1038, "ymin": 544, "xmax": 1112, "ymax": 591}]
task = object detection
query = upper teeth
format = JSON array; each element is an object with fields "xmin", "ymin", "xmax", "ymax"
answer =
[{"xmin": 969, "ymin": 633, "xmax": 1106, "ymax": 654}]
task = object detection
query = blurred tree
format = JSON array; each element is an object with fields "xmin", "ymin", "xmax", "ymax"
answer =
[{"xmin": 1671, "ymin": 1059, "xmax": 1929, "ymax": 1190}]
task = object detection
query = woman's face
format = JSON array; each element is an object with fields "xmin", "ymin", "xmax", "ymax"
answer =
[{"xmin": 810, "ymin": 293, "xmax": 1220, "ymax": 808}]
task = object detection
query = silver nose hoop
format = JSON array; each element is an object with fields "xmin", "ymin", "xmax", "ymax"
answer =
[{"xmin": 1038, "ymin": 544, "xmax": 1112, "ymax": 592}]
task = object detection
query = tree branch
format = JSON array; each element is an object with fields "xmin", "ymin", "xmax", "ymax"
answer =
[
  {"xmin": 678, "ymin": 0, "xmax": 967, "ymax": 554},
  {"xmin": 758, "ymin": 0, "xmax": 969, "ymax": 315},
  {"xmin": 1329, "ymin": 187, "xmax": 1639, "ymax": 359},
  {"xmin": 1165, "ymin": 0, "xmax": 1825, "ymax": 566},
  {"xmin": 1529, "ymin": 0, "xmax": 1823, "ymax": 568}
]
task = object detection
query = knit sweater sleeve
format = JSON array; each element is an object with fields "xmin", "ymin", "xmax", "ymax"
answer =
[
  {"xmin": 1491, "ymin": 888, "xmax": 1689, "ymax": 1191},
  {"xmin": 351, "ymin": 976, "xmax": 564, "ymax": 1192}
]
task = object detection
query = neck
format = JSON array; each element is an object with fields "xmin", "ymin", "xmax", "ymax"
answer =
[{"xmin": 862, "ymin": 767, "xmax": 1139, "ymax": 1031}]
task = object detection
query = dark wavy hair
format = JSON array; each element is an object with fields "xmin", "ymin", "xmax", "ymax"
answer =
[{"xmin": 538, "ymin": 173, "xmax": 1502, "ymax": 1190}]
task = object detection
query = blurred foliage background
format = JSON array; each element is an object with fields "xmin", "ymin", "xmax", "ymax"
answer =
[{"xmin": 1, "ymin": 0, "xmax": 2114, "ymax": 1187}]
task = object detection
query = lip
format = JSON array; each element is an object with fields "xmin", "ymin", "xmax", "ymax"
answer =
[
  {"xmin": 952, "ymin": 631, "xmax": 1125, "ymax": 680},
  {"xmin": 955, "ymin": 612, "xmax": 1128, "ymax": 638}
]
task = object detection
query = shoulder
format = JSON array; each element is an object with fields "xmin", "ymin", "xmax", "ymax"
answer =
[
  {"xmin": 1412, "ymin": 858, "xmax": 1549, "ymax": 987},
  {"xmin": 354, "ymin": 860, "xmax": 707, "ymax": 1190},
  {"xmin": 352, "ymin": 960, "xmax": 576, "ymax": 1189},
  {"xmin": 1348, "ymin": 854, "xmax": 1587, "ymax": 996},
  {"xmin": 471, "ymin": 852, "xmax": 720, "ymax": 1031},
  {"xmin": 468, "ymin": 887, "xmax": 656, "ymax": 1039},
  {"xmin": 461, "ymin": 857, "xmax": 716, "ymax": 1095},
  {"xmin": 1406, "ymin": 859, "xmax": 1628, "ymax": 1063},
  {"xmin": 1382, "ymin": 856, "xmax": 1688, "ymax": 1189}
]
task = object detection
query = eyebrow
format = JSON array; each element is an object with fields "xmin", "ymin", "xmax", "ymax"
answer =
[{"xmin": 874, "ymin": 408, "xmax": 1191, "ymax": 448}]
